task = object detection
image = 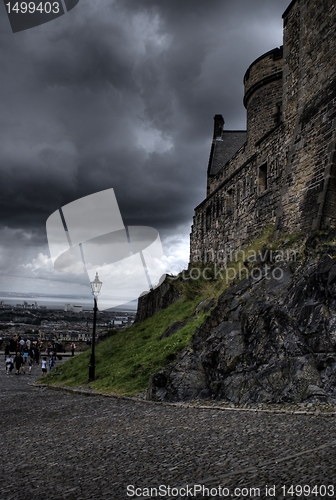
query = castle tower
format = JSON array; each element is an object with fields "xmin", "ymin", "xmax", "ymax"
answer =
[
  {"xmin": 190, "ymin": 0, "xmax": 336, "ymax": 267},
  {"xmin": 243, "ymin": 47, "xmax": 283, "ymax": 148}
]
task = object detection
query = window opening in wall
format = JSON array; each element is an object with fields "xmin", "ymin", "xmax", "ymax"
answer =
[
  {"xmin": 206, "ymin": 206, "xmax": 212, "ymax": 230},
  {"xmin": 258, "ymin": 164, "xmax": 267, "ymax": 194},
  {"xmin": 274, "ymin": 157, "xmax": 280, "ymax": 178},
  {"xmin": 216, "ymin": 199, "xmax": 220, "ymax": 218},
  {"xmin": 207, "ymin": 250, "xmax": 214, "ymax": 263},
  {"xmin": 275, "ymin": 102, "xmax": 282, "ymax": 125},
  {"xmin": 226, "ymin": 189, "xmax": 233, "ymax": 215}
]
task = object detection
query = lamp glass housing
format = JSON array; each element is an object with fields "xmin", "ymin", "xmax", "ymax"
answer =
[{"xmin": 90, "ymin": 272, "xmax": 102, "ymax": 298}]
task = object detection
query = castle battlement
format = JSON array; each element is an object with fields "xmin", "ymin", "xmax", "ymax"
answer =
[{"xmin": 190, "ymin": 0, "xmax": 336, "ymax": 265}]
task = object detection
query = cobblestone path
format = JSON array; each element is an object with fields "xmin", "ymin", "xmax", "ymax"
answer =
[{"xmin": 1, "ymin": 367, "xmax": 336, "ymax": 500}]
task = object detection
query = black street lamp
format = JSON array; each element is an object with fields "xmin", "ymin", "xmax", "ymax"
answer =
[{"xmin": 88, "ymin": 272, "xmax": 102, "ymax": 382}]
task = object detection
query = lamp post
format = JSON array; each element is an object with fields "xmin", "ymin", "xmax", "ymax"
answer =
[{"xmin": 88, "ymin": 272, "xmax": 102, "ymax": 382}]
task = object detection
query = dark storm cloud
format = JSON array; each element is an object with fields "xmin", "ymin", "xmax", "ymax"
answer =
[
  {"xmin": 119, "ymin": 0, "xmax": 289, "ymax": 131},
  {"xmin": 0, "ymin": 0, "xmax": 290, "ymax": 276}
]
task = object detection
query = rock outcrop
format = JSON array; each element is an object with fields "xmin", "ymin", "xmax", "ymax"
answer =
[
  {"xmin": 135, "ymin": 278, "xmax": 182, "ymax": 323},
  {"xmin": 147, "ymin": 235, "xmax": 336, "ymax": 404}
]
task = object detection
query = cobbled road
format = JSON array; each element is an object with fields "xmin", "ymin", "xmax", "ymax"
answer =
[{"xmin": 1, "ymin": 366, "xmax": 336, "ymax": 500}]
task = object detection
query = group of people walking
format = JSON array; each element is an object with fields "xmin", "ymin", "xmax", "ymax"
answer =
[
  {"xmin": 5, "ymin": 352, "xmax": 33, "ymax": 375},
  {"xmin": 4, "ymin": 336, "xmax": 58, "ymax": 377}
]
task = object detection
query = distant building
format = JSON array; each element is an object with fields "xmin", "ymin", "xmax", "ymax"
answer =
[
  {"xmin": 109, "ymin": 316, "xmax": 134, "ymax": 327},
  {"xmin": 13, "ymin": 301, "xmax": 39, "ymax": 309},
  {"xmin": 64, "ymin": 304, "xmax": 83, "ymax": 313}
]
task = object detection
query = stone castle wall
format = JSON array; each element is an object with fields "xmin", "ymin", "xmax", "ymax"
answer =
[
  {"xmin": 279, "ymin": 0, "xmax": 336, "ymax": 233},
  {"xmin": 190, "ymin": 0, "xmax": 336, "ymax": 265},
  {"xmin": 244, "ymin": 47, "xmax": 283, "ymax": 148}
]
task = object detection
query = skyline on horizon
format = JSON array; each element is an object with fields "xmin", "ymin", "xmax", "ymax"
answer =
[{"xmin": 0, "ymin": 290, "xmax": 138, "ymax": 311}]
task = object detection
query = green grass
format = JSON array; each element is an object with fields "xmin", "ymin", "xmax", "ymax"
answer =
[
  {"xmin": 38, "ymin": 292, "xmax": 215, "ymax": 395},
  {"xmin": 39, "ymin": 225, "xmax": 308, "ymax": 395}
]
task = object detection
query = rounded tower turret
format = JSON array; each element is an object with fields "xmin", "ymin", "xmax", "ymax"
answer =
[{"xmin": 244, "ymin": 47, "xmax": 283, "ymax": 146}]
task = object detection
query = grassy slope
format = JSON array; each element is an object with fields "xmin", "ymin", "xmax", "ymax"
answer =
[
  {"xmin": 39, "ymin": 226, "xmax": 308, "ymax": 395},
  {"xmin": 40, "ymin": 293, "xmax": 216, "ymax": 395}
]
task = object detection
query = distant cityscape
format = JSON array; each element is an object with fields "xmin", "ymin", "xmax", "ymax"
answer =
[
  {"xmin": 1, "ymin": 300, "xmax": 45, "ymax": 310},
  {"xmin": 0, "ymin": 291, "xmax": 137, "ymax": 311},
  {"xmin": 0, "ymin": 297, "xmax": 136, "ymax": 350}
]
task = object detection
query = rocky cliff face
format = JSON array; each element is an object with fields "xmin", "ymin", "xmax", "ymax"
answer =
[{"xmin": 147, "ymin": 234, "xmax": 336, "ymax": 404}]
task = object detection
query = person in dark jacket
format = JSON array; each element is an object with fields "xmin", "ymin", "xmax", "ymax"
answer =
[
  {"xmin": 10, "ymin": 336, "xmax": 16, "ymax": 352},
  {"xmin": 4, "ymin": 342, "xmax": 10, "ymax": 358},
  {"xmin": 34, "ymin": 344, "xmax": 40, "ymax": 365},
  {"xmin": 14, "ymin": 352, "xmax": 24, "ymax": 375}
]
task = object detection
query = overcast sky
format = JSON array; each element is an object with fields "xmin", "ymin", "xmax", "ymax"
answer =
[{"xmin": 0, "ymin": 0, "xmax": 290, "ymax": 306}]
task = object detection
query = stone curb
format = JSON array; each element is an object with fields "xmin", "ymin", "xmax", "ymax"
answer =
[{"xmin": 33, "ymin": 383, "xmax": 336, "ymax": 417}]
